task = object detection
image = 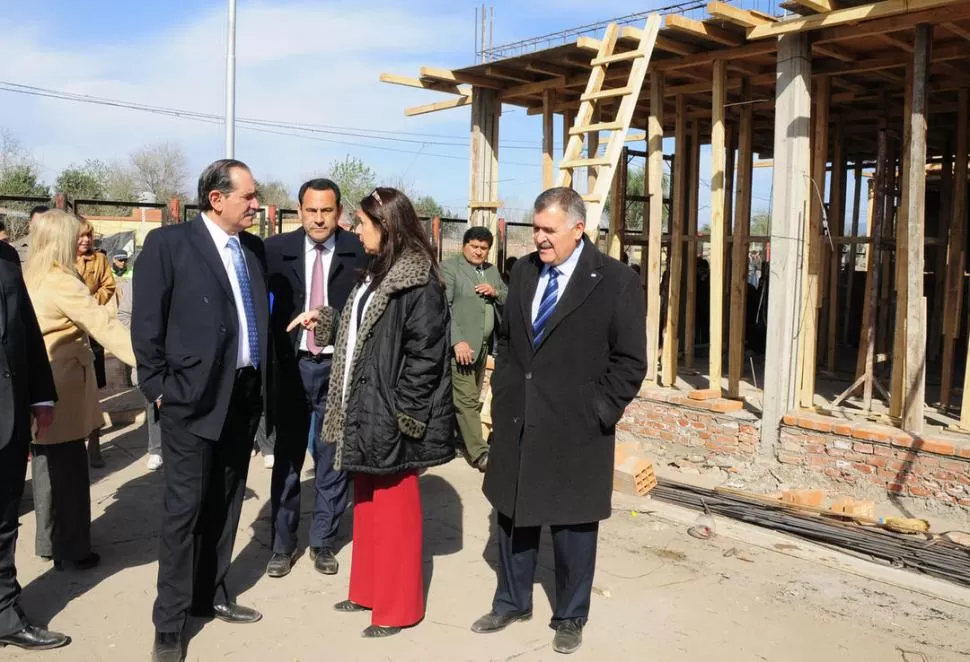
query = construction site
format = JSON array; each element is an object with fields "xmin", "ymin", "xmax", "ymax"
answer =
[{"xmin": 381, "ymin": 0, "xmax": 970, "ymax": 511}]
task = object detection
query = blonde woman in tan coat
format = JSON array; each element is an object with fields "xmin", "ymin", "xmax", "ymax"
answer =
[
  {"xmin": 74, "ymin": 218, "xmax": 116, "ymax": 468},
  {"xmin": 24, "ymin": 210, "xmax": 135, "ymax": 570}
]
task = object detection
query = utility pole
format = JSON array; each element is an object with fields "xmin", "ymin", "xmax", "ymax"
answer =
[{"xmin": 225, "ymin": 0, "xmax": 237, "ymax": 158}]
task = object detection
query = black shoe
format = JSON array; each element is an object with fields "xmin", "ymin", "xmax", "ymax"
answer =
[
  {"xmin": 474, "ymin": 451, "xmax": 489, "ymax": 473},
  {"xmin": 265, "ymin": 551, "xmax": 296, "ymax": 578},
  {"xmin": 212, "ymin": 603, "xmax": 262, "ymax": 624},
  {"xmin": 151, "ymin": 631, "xmax": 182, "ymax": 662},
  {"xmin": 334, "ymin": 600, "xmax": 370, "ymax": 613},
  {"xmin": 552, "ymin": 620, "xmax": 583, "ymax": 654},
  {"xmin": 0, "ymin": 625, "xmax": 70, "ymax": 650},
  {"xmin": 470, "ymin": 610, "xmax": 532, "ymax": 633},
  {"xmin": 311, "ymin": 547, "xmax": 339, "ymax": 575},
  {"xmin": 362, "ymin": 625, "xmax": 402, "ymax": 638},
  {"xmin": 54, "ymin": 552, "xmax": 100, "ymax": 571}
]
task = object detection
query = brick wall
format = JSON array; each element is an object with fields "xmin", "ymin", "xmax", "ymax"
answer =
[
  {"xmin": 780, "ymin": 413, "xmax": 970, "ymax": 506},
  {"xmin": 617, "ymin": 388, "xmax": 761, "ymax": 465}
]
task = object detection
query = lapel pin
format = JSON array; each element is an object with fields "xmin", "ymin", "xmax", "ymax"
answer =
[{"xmin": 591, "ymin": 273, "xmax": 598, "ymax": 278}]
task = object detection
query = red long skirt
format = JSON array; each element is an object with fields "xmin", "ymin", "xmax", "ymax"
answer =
[{"xmin": 348, "ymin": 471, "xmax": 424, "ymax": 627}]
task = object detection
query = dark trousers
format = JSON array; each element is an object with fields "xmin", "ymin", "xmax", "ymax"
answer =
[
  {"xmin": 0, "ymin": 440, "xmax": 29, "ymax": 637},
  {"xmin": 30, "ymin": 441, "xmax": 91, "ymax": 562},
  {"xmin": 152, "ymin": 368, "xmax": 261, "ymax": 634},
  {"xmin": 270, "ymin": 356, "xmax": 347, "ymax": 554},
  {"xmin": 492, "ymin": 512, "xmax": 599, "ymax": 626},
  {"xmin": 253, "ymin": 414, "xmax": 274, "ymax": 456}
]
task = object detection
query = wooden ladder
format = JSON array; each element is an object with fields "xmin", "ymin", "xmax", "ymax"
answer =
[{"xmin": 558, "ymin": 14, "xmax": 661, "ymax": 240}]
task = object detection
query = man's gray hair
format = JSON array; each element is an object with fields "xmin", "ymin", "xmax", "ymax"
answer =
[{"xmin": 533, "ymin": 187, "xmax": 586, "ymax": 227}]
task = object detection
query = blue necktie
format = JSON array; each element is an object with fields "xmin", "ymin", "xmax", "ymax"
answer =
[
  {"xmin": 227, "ymin": 236, "xmax": 260, "ymax": 369},
  {"xmin": 532, "ymin": 268, "xmax": 560, "ymax": 347}
]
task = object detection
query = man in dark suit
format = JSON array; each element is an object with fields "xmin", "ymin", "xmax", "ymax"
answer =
[
  {"xmin": 472, "ymin": 187, "xmax": 646, "ymax": 654},
  {"xmin": 0, "ymin": 241, "xmax": 70, "ymax": 651},
  {"xmin": 263, "ymin": 179, "xmax": 367, "ymax": 578},
  {"xmin": 132, "ymin": 159, "xmax": 269, "ymax": 662}
]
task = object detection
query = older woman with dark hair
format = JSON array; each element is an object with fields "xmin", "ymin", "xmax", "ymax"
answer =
[{"xmin": 290, "ymin": 186, "xmax": 454, "ymax": 638}]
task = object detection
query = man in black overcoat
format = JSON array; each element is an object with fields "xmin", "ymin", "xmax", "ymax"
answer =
[
  {"xmin": 472, "ymin": 187, "xmax": 647, "ymax": 654},
  {"xmin": 0, "ymin": 240, "xmax": 70, "ymax": 651}
]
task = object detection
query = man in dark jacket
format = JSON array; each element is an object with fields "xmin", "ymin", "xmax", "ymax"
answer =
[
  {"xmin": 0, "ymin": 240, "xmax": 70, "ymax": 651},
  {"xmin": 471, "ymin": 187, "xmax": 647, "ymax": 654},
  {"xmin": 263, "ymin": 178, "xmax": 367, "ymax": 579}
]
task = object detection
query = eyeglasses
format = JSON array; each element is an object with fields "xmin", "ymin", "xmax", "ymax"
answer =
[{"xmin": 370, "ymin": 189, "xmax": 383, "ymax": 206}]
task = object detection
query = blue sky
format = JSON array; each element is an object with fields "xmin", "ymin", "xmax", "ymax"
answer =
[{"xmin": 0, "ymin": 0, "xmax": 862, "ymax": 225}]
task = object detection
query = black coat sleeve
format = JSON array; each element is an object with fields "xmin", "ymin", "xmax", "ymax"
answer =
[
  {"xmin": 394, "ymin": 281, "xmax": 450, "ymax": 439},
  {"xmin": 593, "ymin": 270, "xmax": 647, "ymax": 428},
  {"xmin": 131, "ymin": 229, "xmax": 172, "ymax": 402}
]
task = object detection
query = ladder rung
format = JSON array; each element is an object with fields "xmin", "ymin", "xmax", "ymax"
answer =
[
  {"xmin": 560, "ymin": 157, "xmax": 612, "ymax": 169},
  {"xmin": 569, "ymin": 121, "xmax": 624, "ymax": 136},
  {"xmin": 581, "ymin": 87, "xmax": 632, "ymax": 102},
  {"xmin": 626, "ymin": 194, "xmax": 651, "ymax": 202},
  {"xmin": 582, "ymin": 195, "xmax": 603, "ymax": 203},
  {"xmin": 590, "ymin": 51, "xmax": 645, "ymax": 66}
]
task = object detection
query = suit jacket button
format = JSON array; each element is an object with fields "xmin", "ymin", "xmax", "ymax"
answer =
[
  {"xmin": 525, "ymin": 372, "xmax": 532, "ymax": 380},
  {"xmin": 202, "ymin": 296, "xmax": 210, "ymax": 304},
  {"xmin": 219, "ymin": 325, "xmax": 227, "ymax": 334},
  {"xmin": 1, "ymin": 371, "xmax": 9, "ymax": 378}
]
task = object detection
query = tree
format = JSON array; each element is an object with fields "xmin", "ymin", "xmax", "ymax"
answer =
[
  {"xmin": 0, "ymin": 164, "xmax": 48, "ymax": 198},
  {"xmin": 256, "ymin": 179, "xmax": 296, "ymax": 209},
  {"xmin": 130, "ymin": 142, "xmax": 188, "ymax": 202},
  {"xmin": 412, "ymin": 195, "xmax": 443, "ymax": 219},
  {"xmin": 56, "ymin": 163, "xmax": 105, "ymax": 201},
  {"xmin": 751, "ymin": 211, "xmax": 770, "ymax": 237},
  {"xmin": 326, "ymin": 155, "xmax": 375, "ymax": 214},
  {"xmin": 604, "ymin": 164, "xmax": 668, "ymax": 233}
]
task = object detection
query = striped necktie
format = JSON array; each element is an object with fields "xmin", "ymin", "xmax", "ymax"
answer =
[
  {"xmin": 227, "ymin": 236, "xmax": 260, "ymax": 368},
  {"xmin": 532, "ymin": 267, "xmax": 560, "ymax": 347}
]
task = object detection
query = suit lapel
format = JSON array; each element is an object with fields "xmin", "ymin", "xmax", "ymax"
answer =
[
  {"xmin": 188, "ymin": 216, "xmax": 234, "ymax": 303},
  {"xmin": 535, "ymin": 240, "xmax": 603, "ymax": 350},
  {"xmin": 518, "ymin": 254, "xmax": 542, "ymax": 345},
  {"xmin": 329, "ymin": 228, "xmax": 354, "ymax": 283},
  {"xmin": 285, "ymin": 229, "xmax": 307, "ymax": 296}
]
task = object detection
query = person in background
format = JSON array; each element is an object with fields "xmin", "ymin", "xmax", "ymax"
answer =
[
  {"xmin": 471, "ymin": 187, "xmax": 646, "ymax": 654},
  {"xmin": 263, "ymin": 178, "xmax": 367, "ymax": 579},
  {"xmin": 0, "ymin": 221, "xmax": 8, "ymax": 243},
  {"xmin": 441, "ymin": 227, "xmax": 506, "ymax": 472},
  {"xmin": 111, "ymin": 251, "xmax": 130, "ymax": 279},
  {"xmin": 24, "ymin": 210, "xmax": 136, "ymax": 572},
  {"xmin": 290, "ymin": 187, "xmax": 454, "ymax": 638},
  {"xmin": 74, "ymin": 218, "xmax": 116, "ymax": 469},
  {"xmin": 0, "ymin": 237, "xmax": 70, "ymax": 651}
]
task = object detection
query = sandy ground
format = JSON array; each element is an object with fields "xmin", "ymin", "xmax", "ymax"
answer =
[{"xmin": 6, "ymin": 415, "xmax": 970, "ymax": 662}]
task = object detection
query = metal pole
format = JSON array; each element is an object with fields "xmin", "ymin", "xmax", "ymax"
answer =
[{"xmin": 225, "ymin": 0, "xmax": 237, "ymax": 158}]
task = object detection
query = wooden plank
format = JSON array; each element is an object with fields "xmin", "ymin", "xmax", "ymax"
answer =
[
  {"xmin": 608, "ymin": 146, "xmax": 627, "ymax": 259},
  {"xmin": 797, "ymin": 75, "xmax": 830, "ymax": 409},
  {"xmin": 706, "ymin": 1, "xmax": 774, "ymax": 28},
  {"xmin": 420, "ymin": 66, "xmax": 505, "ymax": 90},
  {"xmin": 941, "ymin": 90, "xmax": 968, "ymax": 412},
  {"xmin": 789, "ymin": 0, "xmax": 836, "ymax": 12},
  {"xmin": 653, "ymin": 41, "xmax": 777, "ymax": 72},
  {"xmin": 590, "ymin": 50, "xmax": 644, "ymax": 66},
  {"xmin": 587, "ymin": 107, "xmax": 600, "ymax": 204},
  {"xmin": 825, "ymin": 123, "xmax": 847, "ymax": 374},
  {"xmin": 542, "ymin": 91, "xmax": 555, "ymax": 189},
  {"xmin": 646, "ymin": 72, "xmax": 665, "ymax": 383},
  {"xmin": 569, "ymin": 121, "xmax": 624, "ymax": 135},
  {"xmin": 813, "ymin": 42, "xmax": 855, "ymax": 62},
  {"xmin": 709, "ymin": 60, "xmax": 727, "ymax": 394},
  {"xmin": 405, "ymin": 95, "xmax": 471, "ymax": 117},
  {"xmin": 944, "ymin": 22, "xmax": 970, "ymax": 41},
  {"xmin": 815, "ymin": 4, "xmax": 970, "ymax": 44},
  {"xmin": 929, "ymin": 144, "xmax": 953, "ymax": 361},
  {"xmin": 560, "ymin": 157, "xmax": 611, "ymax": 168},
  {"xmin": 890, "ymin": 65, "xmax": 913, "ymax": 420},
  {"xmin": 379, "ymin": 73, "xmax": 469, "ymax": 95},
  {"xmin": 903, "ymin": 25, "xmax": 931, "ymax": 434},
  {"xmin": 665, "ymin": 14, "xmax": 743, "ymax": 47},
  {"xmin": 723, "ymin": 124, "xmax": 736, "ymax": 346},
  {"xmin": 685, "ymin": 119, "xmax": 701, "ymax": 370},
  {"xmin": 842, "ymin": 159, "xmax": 863, "ymax": 344},
  {"xmin": 747, "ymin": 0, "xmax": 964, "ymax": 39},
  {"xmin": 662, "ymin": 95, "xmax": 688, "ymax": 387},
  {"xmin": 580, "ymin": 87, "xmax": 633, "ymax": 102},
  {"xmin": 562, "ymin": 109, "xmax": 576, "ymax": 190},
  {"xmin": 728, "ymin": 80, "xmax": 753, "ymax": 399}
]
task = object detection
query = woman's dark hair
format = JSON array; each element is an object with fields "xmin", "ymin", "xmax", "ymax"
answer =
[{"xmin": 358, "ymin": 187, "xmax": 441, "ymax": 287}]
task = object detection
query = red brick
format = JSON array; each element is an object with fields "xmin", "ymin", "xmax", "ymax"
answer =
[
  {"xmin": 778, "ymin": 453, "xmax": 803, "ymax": 465},
  {"xmin": 890, "ymin": 435, "xmax": 917, "ymax": 449},
  {"xmin": 958, "ymin": 447, "xmax": 970, "ymax": 460},
  {"xmin": 933, "ymin": 471, "xmax": 961, "ymax": 483},
  {"xmin": 853, "ymin": 442, "xmax": 874, "ymax": 454},
  {"xmin": 853, "ymin": 424, "xmax": 893, "ymax": 443},
  {"xmin": 806, "ymin": 444, "xmax": 826, "ymax": 454},
  {"xmin": 833, "ymin": 421, "xmax": 858, "ymax": 436},
  {"xmin": 824, "ymin": 468, "xmax": 842, "ymax": 478},
  {"xmin": 782, "ymin": 489, "xmax": 825, "ymax": 507},
  {"xmin": 740, "ymin": 424, "xmax": 758, "ymax": 434},
  {"xmin": 691, "ymin": 420, "xmax": 706, "ymax": 429},
  {"xmin": 868, "ymin": 456, "xmax": 889, "ymax": 469},
  {"xmin": 843, "ymin": 452, "xmax": 867, "ymax": 463},
  {"xmin": 887, "ymin": 483, "xmax": 906, "ymax": 493},
  {"xmin": 797, "ymin": 414, "xmax": 835, "ymax": 433},
  {"xmin": 782, "ymin": 414, "xmax": 799, "ymax": 426},
  {"xmin": 959, "ymin": 498, "xmax": 970, "ymax": 506},
  {"xmin": 941, "ymin": 459, "xmax": 969, "ymax": 473},
  {"xmin": 908, "ymin": 486, "xmax": 932, "ymax": 498},
  {"xmin": 807, "ymin": 456, "xmax": 830, "ymax": 468},
  {"xmin": 873, "ymin": 445, "xmax": 893, "ymax": 457},
  {"xmin": 688, "ymin": 388, "xmax": 721, "ymax": 401},
  {"xmin": 853, "ymin": 463, "xmax": 876, "ymax": 475},
  {"xmin": 918, "ymin": 439, "xmax": 956, "ymax": 456}
]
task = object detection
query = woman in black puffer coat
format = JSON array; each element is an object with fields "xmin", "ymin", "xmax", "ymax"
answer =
[{"xmin": 292, "ymin": 186, "xmax": 454, "ymax": 638}]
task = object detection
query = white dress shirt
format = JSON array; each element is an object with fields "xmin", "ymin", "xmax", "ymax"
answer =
[
  {"xmin": 301, "ymin": 233, "xmax": 336, "ymax": 354},
  {"xmin": 531, "ymin": 239, "xmax": 585, "ymax": 323},
  {"xmin": 201, "ymin": 214, "xmax": 255, "ymax": 369},
  {"xmin": 342, "ymin": 279, "xmax": 375, "ymax": 403}
]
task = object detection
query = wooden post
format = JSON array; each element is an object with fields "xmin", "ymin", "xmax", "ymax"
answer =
[
  {"xmin": 167, "ymin": 198, "xmax": 182, "ymax": 227},
  {"xmin": 709, "ymin": 59, "xmax": 727, "ymax": 394},
  {"xmin": 562, "ymin": 109, "xmax": 576, "ymax": 190},
  {"xmin": 860, "ymin": 131, "xmax": 889, "ymax": 410},
  {"xmin": 901, "ymin": 25, "xmax": 931, "ymax": 434},
  {"xmin": 608, "ymin": 147, "xmax": 627, "ymax": 260},
  {"xmin": 723, "ymin": 123, "xmax": 737, "ymax": 345},
  {"xmin": 542, "ymin": 90, "xmax": 555, "ymax": 189},
  {"xmin": 646, "ymin": 73, "xmax": 665, "ymax": 382},
  {"xmin": 588, "ymin": 106, "xmax": 600, "ymax": 202},
  {"xmin": 941, "ymin": 90, "xmax": 969, "ymax": 412},
  {"xmin": 685, "ymin": 119, "xmax": 701, "ymax": 370},
  {"xmin": 497, "ymin": 218, "xmax": 507, "ymax": 274},
  {"xmin": 797, "ymin": 74, "xmax": 830, "ymax": 409},
  {"xmin": 761, "ymin": 33, "xmax": 811, "ymax": 452},
  {"xmin": 842, "ymin": 160, "xmax": 863, "ymax": 344},
  {"xmin": 728, "ymin": 81, "xmax": 753, "ymax": 399},
  {"xmin": 431, "ymin": 216, "xmax": 442, "ymax": 260},
  {"xmin": 825, "ymin": 123, "xmax": 847, "ymax": 374},
  {"xmin": 929, "ymin": 144, "xmax": 953, "ymax": 361},
  {"xmin": 663, "ymin": 95, "xmax": 687, "ymax": 387},
  {"xmin": 468, "ymin": 88, "xmax": 501, "ymax": 264},
  {"xmin": 54, "ymin": 193, "xmax": 67, "ymax": 210},
  {"xmin": 890, "ymin": 64, "xmax": 914, "ymax": 420}
]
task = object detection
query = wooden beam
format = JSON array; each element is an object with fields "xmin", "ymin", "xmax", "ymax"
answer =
[
  {"xmin": 653, "ymin": 41, "xmax": 777, "ymax": 72},
  {"xmin": 587, "ymin": 106, "xmax": 600, "ymax": 201},
  {"xmin": 812, "ymin": 42, "xmax": 855, "ymax": 62},
  {"xmin": 789, "ymin": 0, "xmax": 836, "ymax": 12},
  {"xmin": 706, "ymin": 1, "xmax": 774, "ymax": 28},
  {"xmin": 562, "ymin": 109, "xmax": 576, "ymax": 190},
  {"xmin": 685, "ymin": 119, "xmax": 701, "ymax": 370},
  {"xmin": 666, "ymin": 14, "xmax": 743, "ymax": 47},
  {"xmin": 825, "ymin": 123, "xmax": 847, "ymax": 374},
  {"xmin": 663, "ymin": 94, "xmax": 688, "ymax": 387},
  {"xmin": 656, "ymin": 36, "xmax": 701, "ymax": 57},
  {"xmin": 728, "ymin": 80, "xmax": 753, "ymax": 399},
  {"xmin": 709, "ymin": 59, "xmax": 727, "ymax": 394},
  {"xmin": 944, "ymin": 21, "xmax": 970, "ymax": 41},
  {"xmin": 379, "ymin": 73, "xmax": 469, "ymax": 95},
  {"xmin": 646, "ymin": 72, "xmax": 665, "ymax": 383},
  {"xmin": 797, "ymin": 75, "xmax": 830, "ymax": 409},
  {"xmin": 542, "ymin": 91, "xmax": 555, "ymax": 189},
  {"xmin": 608, "ymin": 146, "xmax": 627, "ymax": 259},
  {"xmin": 902, "ymin": 25, "xmax": 931, "ymax": 434},
  {"xmin": 420, "ymin": 66, "xmax": 504, "ymax": 90},
  {"xmin": 943, "ymin": 90, "xmax": 968, "ymax": 413},
  {"xmin": 814, "ymin": 2, "xmax": 970, "ymax": 44},
  {"xmin": 890, "ymin": 65, "xmax": 913, "ymax": 421},
  {"xmin": 748, "ymin": 0, "xmax": 963, "ymax": 39},
  {"xmin": 405, "ymin": 95, "xmax": 472, "ymax": 117},
  {"xmin": 468, "ymin": 89, "xmax": 501, "ymax": 264},
  {"xmin": 929, "ymin": 139, "xmax": 953, "ymax": 362},
  {"xmin": 842, "ymin": 159, "xmax": 863, "ymax": 345}
]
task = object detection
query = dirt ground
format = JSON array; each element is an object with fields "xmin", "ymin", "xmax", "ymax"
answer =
[{"xmin": 7, "ymin": 414, "xmax": 970, "ymax": 662}]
